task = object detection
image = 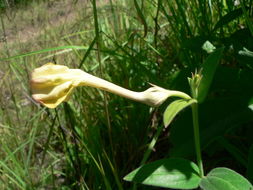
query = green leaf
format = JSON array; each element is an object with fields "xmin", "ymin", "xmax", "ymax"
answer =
[
  {"xmin": 239, "ymin": 47, "xmax": 253, "ymax": 58},
  {"xmin": 216, "ymin": 137, "xmax": 247, "ymax": 167},
  {"xmin": 124, "ymin": 158, "xmax": 201, "ymax": 189},
  {"xmin": 0, "ymin": 45, "xmax": 88, "ymax": 61},
  {"xmin": 163, "ymin": 99, "xmax": 196, "ymax": 127},
  {"xmin": 182, "ymin": 36, "xmax": 207, "ymax": 52},
  {"xmin": 198, "ymin": 47, "xmax": 224, "ymax": 103},
  {"xmin": 134, "ymin": 0, "xmax": 148, "ymax": 37},
  {"xmin": 170, "ymin": 67, "xmax": 253, "ymax": 158},
  {"xmin": 170, "ymin": 107, "xmax": 253, "ymax": 158},
  {"xmin": 213, "ymin": 8, "xmax": 243, "ymax": 31},
  {"xmin": 247, "ymin": 145, "xmax": 253, "ymax": 183},
  {"xmin": 202, "ymin": 41, "xmax": 216, "ymax": 54},
  {"xmin": 248, "ymin": 98, "xmax": 253, "ymax": 111},
  {"xmin": 200, "ymin": 167, "xmax": 253, "ymax": 190}
]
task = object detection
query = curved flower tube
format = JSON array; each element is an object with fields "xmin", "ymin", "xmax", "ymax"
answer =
[{"xmin": 30, "ymin": 63, "xmax": 191, "ymax": 108}]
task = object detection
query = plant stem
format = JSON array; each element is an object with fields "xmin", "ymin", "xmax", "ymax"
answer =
[{"xmin": 191, "ymin": 102, "xmax": 204, "ymax": 177}]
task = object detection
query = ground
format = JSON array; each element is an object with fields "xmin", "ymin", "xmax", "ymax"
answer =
[{"xmin": 0, "ymin": 0, "xmax": 88, "ymax": 50}]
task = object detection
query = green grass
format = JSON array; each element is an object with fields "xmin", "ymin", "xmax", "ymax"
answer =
[{"xmin": 0, "ymin": 0, "xmax": 253, "ymax": 189}]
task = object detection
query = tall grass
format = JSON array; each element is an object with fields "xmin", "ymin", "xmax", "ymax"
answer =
[{"xmin": 0, "ymin": 0, "xmax": 252, "ymax": 189}]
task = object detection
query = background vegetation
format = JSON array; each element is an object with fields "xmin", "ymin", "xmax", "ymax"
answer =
[{"xmin": 0, "ymin": 0, "xmax": 253, "ymax": 189}]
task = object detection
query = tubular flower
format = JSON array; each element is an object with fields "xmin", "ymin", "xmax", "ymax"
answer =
[{"xmin": 31, "ymin": 63, "xmax": 191, "ymax": 108}]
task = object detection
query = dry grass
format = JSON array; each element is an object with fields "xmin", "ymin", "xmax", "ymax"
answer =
[{"xmin": 0, "ymin": 0, "xmax": 90, "ymax": 53}]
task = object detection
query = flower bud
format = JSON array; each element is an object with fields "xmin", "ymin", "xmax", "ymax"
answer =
[
  {"xmin": 140, "ymin": 84, "xmax": 191, "ymax": 107},
  {"xmin": 31, "ymin": 63, "xmax": 191, "ymax": 108},
  {"xmin": 31, "ymin": 63, "xmax": 84, "ymax": 108}
]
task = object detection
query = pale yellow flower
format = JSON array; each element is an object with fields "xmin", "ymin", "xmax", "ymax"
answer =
[
  {"xmin": 31, "ymin": 63, "xmax": 191, "ymax": 108},
  {"xmin": 31, "ymin": 63, "xmax": 82, "ymax": 108}
]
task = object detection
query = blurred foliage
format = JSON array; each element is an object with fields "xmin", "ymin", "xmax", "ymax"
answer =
[{"xmin": 0, "ymin": 0, "xmax": 34, "ymax": 9}]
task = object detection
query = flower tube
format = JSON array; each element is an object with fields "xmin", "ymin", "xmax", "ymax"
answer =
[{"xmin": 31, "ymin": 63, "xmax": 191, "ymax": 108}]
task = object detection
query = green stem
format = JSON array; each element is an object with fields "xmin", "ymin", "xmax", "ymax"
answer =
[
  {"xmin": 191, "ymin": 102, "xmax": 204, "ymax": 177},
  {"xmin": 91, "ymin": 1, "xmax": 114, "ymax": 189},
  {"xmin": 141, "ymin": 123, "xmax": 163, "ymax": 166},
  {"xmin": 240, "ymin": 0, "xmax": 253, "ymax": 36},
  {"xmin": 91, "ymin": 0, "xmax": 113, "ymax": 154}
]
